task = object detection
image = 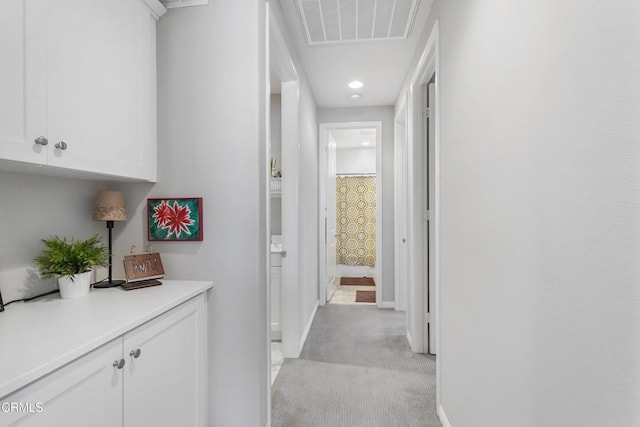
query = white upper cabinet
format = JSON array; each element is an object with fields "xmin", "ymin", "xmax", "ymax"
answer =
[{"xmin": 0, "ymin": 0, "xmax": 165, "ymax": 182}]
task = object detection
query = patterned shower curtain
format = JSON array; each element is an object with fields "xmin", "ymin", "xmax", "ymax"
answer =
[{"xmin": 336, "ymin": 176, "xmax": 376, "ymax": 266}]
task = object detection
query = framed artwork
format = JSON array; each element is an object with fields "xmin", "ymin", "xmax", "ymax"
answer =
[{"xmin": 148, "ymin": 198, "xmax": 203, "ymax": 241}]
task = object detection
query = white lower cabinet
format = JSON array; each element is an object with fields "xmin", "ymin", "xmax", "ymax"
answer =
[
  {"xmin": 1, "ymin": 295, "xmax": 206, "ymax": 427},
  {"xmin": 2, "ymin": 339, "xmax": 123, "ymax": 427},
  {"xmin": 124, "ymin": 295, "xmax": 206, "ymax": 427}
]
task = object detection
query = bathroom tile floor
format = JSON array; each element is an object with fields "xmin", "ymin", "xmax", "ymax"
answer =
[{"xmin": 329, "ymin": 285, "xmax": 377, "ymax": 305}]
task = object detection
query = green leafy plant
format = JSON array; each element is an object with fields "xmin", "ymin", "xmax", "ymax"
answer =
[{"xmin": 35, "ymin": 235, "xmax": 108, "ymax": 280}]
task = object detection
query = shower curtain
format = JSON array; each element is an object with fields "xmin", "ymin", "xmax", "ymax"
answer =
[{"xmin": 336, "ymin": 175, "xmax": 376, "ymax": 266}]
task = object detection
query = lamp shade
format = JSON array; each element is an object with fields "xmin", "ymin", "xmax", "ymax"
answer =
[{"xmin": 93, "ymin": 190, "xmax": 127, "ymax": 221}]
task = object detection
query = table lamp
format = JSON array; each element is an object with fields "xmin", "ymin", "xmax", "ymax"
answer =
[{"xmin": 93, "ymin": 190, "xmax": 127, "ymax": 288}]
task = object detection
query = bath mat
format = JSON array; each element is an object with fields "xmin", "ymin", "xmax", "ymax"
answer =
[
  {"xmin": 340, "ymin": 277, "xmax": 375, "ymax": 286},
  {"xmin": 355, "ymin": 290, "xmax": 376, "ymax": 303}
]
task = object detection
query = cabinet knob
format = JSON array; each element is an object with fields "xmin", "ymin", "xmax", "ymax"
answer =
[
  {"xmin": 34, "ymin": 136, "xmax": 48, "ymax": 146},
  {"xmin": 129, "ymin": 348, "xmax": 141, "ymax": 359},
  {"xmin": 55, "ymin": 141, "xmax": 68, "ymax": 150},
  {"xmin": 113, "ymin": 359, "xmax": 125, "ymax": 369}
]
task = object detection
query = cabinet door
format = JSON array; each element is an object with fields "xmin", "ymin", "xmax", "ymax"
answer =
[
  {"xmin": 44, "ymin": 0, "xmax": 157, "ymax": 181},
  {"xmin": 123, "ymin": 295, "xmax": 207, "ymax": 427},
  {"xmin": 0, "ymin": 0, "xmax": 47, "ymax": 165},
  {"xmin": 0, "ymin": 339, "xmax": 123, "ymax": 427}
]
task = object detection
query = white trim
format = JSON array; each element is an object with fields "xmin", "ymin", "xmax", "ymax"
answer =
[
  {"xmin": 141, "ymin": 0, "xmax": 167, "ymax": 20},
  {"xmin": 299, "ymin": 301, "xmax": 319, "ymax": 352},
  {"xmin": 268, "ymin": 0, "xmax": 302, "ymax": 362},
  {"xmin": 406, "ymin": 18, "xmax": 441, "ymax": 408},
  {"xmin": 318, "ymin": 121, "xmax": 384, "ymax": 309},
  {"xmin": 265, "ymin": 6, "xmax": 273, "ymax": 427},
  {"xmin": 161, "ymin": 0, "xmax": 207, "ymax": 10},
  {"xmin": 378, "ymin": 301, "xmax": 395, "ymax": 309},
  {"xmin": 318, "ymin": 124, "xmax": 329, "ymax": 306},
  {"xmin": 438, "ymin": 405, "xmax": 452, "ymax": 427},
  {"xmin": 394, "ymin": 91, "xmax": 409, "ymax": 313}
]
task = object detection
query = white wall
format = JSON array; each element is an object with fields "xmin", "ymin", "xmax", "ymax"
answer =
[
  {"xmin": 269, "ymin": 0, "xmax": 319, "ymax": 358},
  {"xmin": 402, "ymin": 1, "xmax": 640, "ymax": 425},
  {"xmin": 336, "ymin": 147, "xmax": 376, "ymax": 174},
  {"xmin": 0, "ymin": 171, "xmax": 107, "ymax": 303},
  {"xmin": 318, "ymin": 107, "xmax": 395, "ymax": 303},
  {"xmin": 297, "ymin": 80, "xmax": 319, "ymax": 340},
  {"xmin": 152, "ymin": 3, "xmax": 268, "ymax": 426}
]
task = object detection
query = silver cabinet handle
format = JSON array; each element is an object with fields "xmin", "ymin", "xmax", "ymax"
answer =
[
  {"xmin": 129, "ymin": 348, "xmax": 141, "ymax": 359},
  {"xmin": 34, "ymin": 136, "xmax": 48, "ymax": 146},
  {"xmin": 113, "ymin": 359, "xmax": 125, "ymax": 369},
  {"xmin": 55, "ymin": 141, "xmax": 67, "ymax": 150}
]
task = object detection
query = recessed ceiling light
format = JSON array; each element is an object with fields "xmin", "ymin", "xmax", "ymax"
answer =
[
  {"xmin": 350, "ymin": 94, "xmax": 362, "ymax": 99},
  {"xmin": 362, "ymin": 141, "xmax": 371, "ymax": 146},
  {"xmin": 348, "ymin": 80, "xmax": 364, "ymax": 89}
]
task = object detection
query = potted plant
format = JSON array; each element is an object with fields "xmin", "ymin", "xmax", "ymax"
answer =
[{"xmin": 35, "ymin": 235, "xmax": 108, "ymax": 299}]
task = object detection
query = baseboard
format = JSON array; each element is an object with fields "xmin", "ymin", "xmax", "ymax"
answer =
[
  {"xmin": 299, "ymin": 300, "xmax": 319, "ymax": 351},
  {"xmin": 438, "ymin": 405, "xmax": 452, "ymax": 427},
  {"xmin": 378, "ymin": 301, "xmax": 395, "ymax": 309}
]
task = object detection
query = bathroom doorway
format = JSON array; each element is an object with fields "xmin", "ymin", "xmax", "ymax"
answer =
[{"xmin": 319, "ymin": 122, "xmax": 383, "ymax": 306}]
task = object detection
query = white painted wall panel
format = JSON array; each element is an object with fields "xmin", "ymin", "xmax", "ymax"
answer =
[
  {"xmin": 152, "ymin": 3, "xmax": 268, "ymax": 426},
  {"xmin": 0, "ymin": 171, "xmax": 106, "ymax": 303},
  {"xmin": 401, "ymin": 1, "xmax": 640, "ymax": 425}
]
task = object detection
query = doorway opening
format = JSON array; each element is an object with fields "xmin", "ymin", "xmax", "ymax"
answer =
[{"xmin": 319, "ymin": 121, "xmax": 383, "ymax": 307}]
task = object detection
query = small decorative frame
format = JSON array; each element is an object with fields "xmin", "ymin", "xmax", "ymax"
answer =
[
  {"xmin": 148, "ymin": 198, "xmax": 203, "ymax": 241},
  {"xmin": 123, "ymin": 253, "xmax": 165, "ymax": 282}
]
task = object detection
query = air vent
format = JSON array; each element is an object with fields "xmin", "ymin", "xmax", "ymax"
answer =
[
  {"xmin": 295, "ymin": 0, "xmax": 420, "ymax": 45},
  {"xmin": 161, "ymin": 0, "xmax": 207, "ymax": 9}
]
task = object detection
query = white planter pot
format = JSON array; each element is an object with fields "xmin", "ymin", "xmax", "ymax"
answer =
[{"xmin": 58, "ymin": 271, "xmax": 92, "ymax": 299}]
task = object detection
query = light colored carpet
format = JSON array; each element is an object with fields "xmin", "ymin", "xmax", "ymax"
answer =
[{"xmin": 272, "ymin": 305, "xmax": 441, "ymax": 427}]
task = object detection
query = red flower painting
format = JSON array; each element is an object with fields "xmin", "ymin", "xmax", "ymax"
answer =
[{"xmin": 148, "ymin": 198, "xmax": 203, "ymax": 241}]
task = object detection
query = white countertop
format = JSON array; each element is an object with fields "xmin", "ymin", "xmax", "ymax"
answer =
[{"xmin": 0, "ymin": 280, "xmax": 213, "ymax": 398}]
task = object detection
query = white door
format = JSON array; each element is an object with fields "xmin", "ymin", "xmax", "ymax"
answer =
[
  {"xmin": 326, "ymin": 137, "xmax": 338, "ymax": 301},
  {"xmin": 425, "ymin": 82, "xmax": 437, "ymax": 355}
]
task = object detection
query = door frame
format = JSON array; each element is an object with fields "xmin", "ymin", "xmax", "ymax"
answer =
[
  {"xmin": 267, "ymin": 0, "xmax": 302, "ymax": 365},
  {"xmin": 406, "ymin": 19, "xmax": 441, "ymax": 408},
  {"xmin": 394, "ymin": 93, "xmax": 409, "ymax": 312},
  {"xmin": 318, "ymin": 121, "xmax": 383, "ymax": 306}
]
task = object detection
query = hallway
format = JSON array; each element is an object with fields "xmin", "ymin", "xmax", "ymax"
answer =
[{"xmin": 271, "ymin": 305, "xmax": 440, "ymax": 426}]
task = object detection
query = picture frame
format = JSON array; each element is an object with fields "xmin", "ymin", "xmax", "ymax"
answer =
[
  {"xmin": 123, "ymin": 253, "xmax": 165, "ymax": 283},
  {"xmin": 148, "ymin": 197, "xmax": 203, "ymax": 241}
]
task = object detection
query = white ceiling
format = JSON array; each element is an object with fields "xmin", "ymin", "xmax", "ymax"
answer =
[
  {"xmin": 278, "ymin": 0, "xmax": 433, "ymax": 108},
  {"xmin": 329, "ymin": 128, "xmax": 377, "ymax": 148}
]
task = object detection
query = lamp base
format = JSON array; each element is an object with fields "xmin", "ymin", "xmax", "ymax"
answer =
[{"xmin": 93, "ymin": 279, "xmax": 127, "ymax": 289}]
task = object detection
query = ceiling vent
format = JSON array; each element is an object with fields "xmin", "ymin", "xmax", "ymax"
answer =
[
  {"xmin": 160, "ymin": 0, "xmax": 208, "ymax": 8},
  {"xmin": 295, "ymin": 0, "xmax": 420, "ymax": 45}
]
